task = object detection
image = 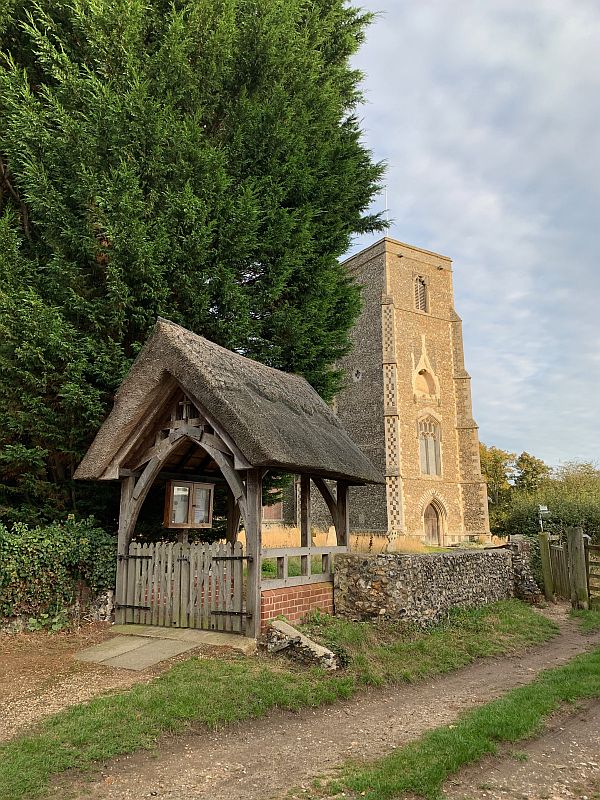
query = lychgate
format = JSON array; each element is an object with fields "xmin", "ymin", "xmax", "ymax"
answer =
[{"xmin": 75, "ymin": 318, "xmax": 383, "ymax": 638}]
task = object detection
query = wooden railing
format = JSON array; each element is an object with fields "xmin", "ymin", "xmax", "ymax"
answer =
[{"xmin": 260, "ymin": 545, "xmax": 347, "ymax": 589}]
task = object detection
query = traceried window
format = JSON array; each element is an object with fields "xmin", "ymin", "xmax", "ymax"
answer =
[
  {"xmin": 414, "ymin": 275, "xmax": 428, "ymax": 312},
  {"xmin": 419, "ymin": 417, "xmax": 441, "ymax": 476}
]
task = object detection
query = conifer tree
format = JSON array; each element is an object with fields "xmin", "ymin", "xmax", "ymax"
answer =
[{"xmin": 0, "ymin": 0, "xmax": 385, "ymax": 522}]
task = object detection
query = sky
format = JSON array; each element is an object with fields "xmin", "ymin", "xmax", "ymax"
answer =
[{"xmin": 347, "ymin": 0, "xmax": 600, "ymax": 466}]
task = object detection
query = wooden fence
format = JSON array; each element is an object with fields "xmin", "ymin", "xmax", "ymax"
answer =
[
  {"xmin": 117, "ymin": 540, "xmax": 247, "ymax": 633},
  {"xmin": 587, "ymin": 544, "xmax": 600, "ymax": 604},
  {"xmin": 260, "ymin": 545, "xmax": 347, "ymax": 589},
  {"xmin": 539, "ymin": 528, "xmax": 592, "ymax": 609}
]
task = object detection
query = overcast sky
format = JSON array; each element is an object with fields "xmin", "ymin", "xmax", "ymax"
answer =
[{"xmin": 348, "ymin": 0, "xmax": 600, "ymax": 466}]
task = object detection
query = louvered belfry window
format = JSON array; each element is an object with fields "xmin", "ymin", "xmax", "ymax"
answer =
[{"xmin": 414, "ymin": 276, "xmax": 428, "ymax": 312}]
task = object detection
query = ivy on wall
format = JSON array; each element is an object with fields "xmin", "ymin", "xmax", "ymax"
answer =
[{"xmin": 0, "ymin": 517, "xmax": 115, "ymax": 618}]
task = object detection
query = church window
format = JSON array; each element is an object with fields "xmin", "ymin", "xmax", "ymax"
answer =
[
  {"xmin": 414, "ymin": 276, "xmax": 428, "ymax": 312},
  {"xmin": 419, "ymin": 417, "xmax": 441, "ymax": 476}
]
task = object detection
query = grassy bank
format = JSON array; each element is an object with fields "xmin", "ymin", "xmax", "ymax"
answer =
[
  {"xmin": 572, "ymin": 607, "xmax": 600, "ymax": 633},
  {"xmin": 0, "ymin": 601, "xmax": 557, "ymax": 800},
  {"xmin": 306, "ymin": 646, "xmax": 600, "ymax": 800},
  {"xmin": 301, "ymin": 600, "xmax": 556, "ymax": 686}
]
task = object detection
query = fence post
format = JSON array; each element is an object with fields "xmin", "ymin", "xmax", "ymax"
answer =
[
  {"xmin": 538, "ymin": 532, "xmax": 555, "ymax": 602},
  {"xmin": 567, "ymin": 527, "xmax": 589, "ymax": 610}
]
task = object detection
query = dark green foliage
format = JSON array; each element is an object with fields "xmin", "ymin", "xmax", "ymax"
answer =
[
  {"xmin": 497, "ymin": 462, "xmax": 600, "ymax": 543},
  {"xmin": 0, "ymin": 516, "xmax": 115, "ymax": 617},
  {"xmin": 480, "ymin": 442, "xmax": 600, "ymax": 545},
  {"xmin": 0, "ymin": 0, "xmax": 385, "ymax": 523}
]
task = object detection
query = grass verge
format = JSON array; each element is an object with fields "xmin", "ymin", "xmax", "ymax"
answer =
[
  {"xmin": 301, "ymin": 600, "xmax": 558, "ymax": 685},
  {"xmin": 571, "ymin": 607, "xmax": 600, "ymax": 633},
  {"xmin": 0, "ymin": 601, "xmax": 557, "ymax": 800},
  {"xmin": 303, "ymin": 646, "xmax": 600, "ymax": 800}
]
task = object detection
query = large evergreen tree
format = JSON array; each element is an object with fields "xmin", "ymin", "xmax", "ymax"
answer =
[{"xmin": 0, "ymin": 0, "xmax": 385, "ymax": 523}]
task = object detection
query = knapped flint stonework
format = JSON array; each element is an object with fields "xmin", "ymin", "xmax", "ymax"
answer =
[
  {"xmin": 334, "ymin": 545, "xmax": 540, "ymax": 626},
  {"xmin": 336, "ymin": 237, "xmax": 490, "ymax": 544}
]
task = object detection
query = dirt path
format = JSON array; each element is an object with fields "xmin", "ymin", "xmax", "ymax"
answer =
[
  {"xmin": 55, "ymin": 607, "xmax": 600, "ymax": 800},
  {"xmin": 444, "ymin": 700, "xmax": 600, "ymax": 800},
  {"xmin": 0, "ymin": 624, "xmax": 219, "ymax": 742}
]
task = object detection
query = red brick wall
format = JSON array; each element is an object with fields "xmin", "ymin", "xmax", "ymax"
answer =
[{"xmin": 261, "ymin": 582, "xmax": 333, "ymax": 631}]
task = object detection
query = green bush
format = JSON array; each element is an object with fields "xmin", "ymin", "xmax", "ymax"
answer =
[{"xmin": 0, "ymin": 517, "xmax": 116, "ymax": 619}]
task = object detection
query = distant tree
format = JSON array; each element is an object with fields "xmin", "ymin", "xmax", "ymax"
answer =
[
  {"xmin": 0, "ymin": 0, "xmax": 386, "ymax": 523},
  {"xmin": 479, "ymin": 443, "xmax": 515, "ymax": 506},
  {"xmin": 496, "ymin": 459, "xmax": 600, "ymax": 544},
  {"xmin": 513, "ymin": 452, "xmax": 551, "ymax": 493}
]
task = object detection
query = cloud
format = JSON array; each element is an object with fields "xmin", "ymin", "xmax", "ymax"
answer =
[{"xmin": 348, "ymin": 0, "xmax": 600, "ymax": 465}]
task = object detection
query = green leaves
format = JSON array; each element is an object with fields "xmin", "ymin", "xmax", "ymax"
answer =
[
  {"xmin": 0, "ymin": 517, "xmax": 115, "ymax": 618},
  {"xmin": 0, "ymin": 0, "xmax": 385, "ymax": 523}
]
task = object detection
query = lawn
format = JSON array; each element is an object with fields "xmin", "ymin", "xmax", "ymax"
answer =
[
  {"xmin": 0, "ymin": 600, "xmax": 558, "ymax": 800},
  {"xmin": 304, "ymin": 645, "xmax": 600, "ymax": 800}
]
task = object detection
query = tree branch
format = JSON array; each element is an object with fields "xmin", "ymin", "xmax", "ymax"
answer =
[{"xmin": 0, "ymin": 155, "xmax": 32, "ymax": 240}]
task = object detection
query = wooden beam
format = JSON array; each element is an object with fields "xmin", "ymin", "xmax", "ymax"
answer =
[
  {"xmin": 300, "ymin": 474, "xmax": 312, "ymax": 547},
  {"xmin": 246, "ymin": 468, "xmax": 263, "ymax": 639},
  {"xmin": 312, "ymin": 476, "xmax": 339, "ymax": 531},
  {"xmin": 184, "ymin": 390, "xmax": 252, "ymax": 470},
  {"xmin": 116, "ymin": 476, "xmax": 135, "ymax": 624},
  {"xmin": 226, "ymin": 490, "xmax": 241, "ymax": 545},
  {"xmin": 336, "ymin": 481, "xmax": 350, "ymax": 547},
  {"xmin": 105, "ymin": 378, "xmax": 180, "ymax": 478},
  {"xmin": 195, "ymin": 442, "xmax": 248, "ymax": 527},
  {"xmin": 132, "ymin": 456, "xmax": 161, "ymax": 501}
]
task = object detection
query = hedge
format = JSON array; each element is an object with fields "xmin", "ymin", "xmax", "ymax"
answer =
[{"xmin": 0, "ymin": 517, "xmax": 116, "ymax": 619}]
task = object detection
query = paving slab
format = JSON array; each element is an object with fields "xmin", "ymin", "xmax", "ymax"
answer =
[
  {"xmin": 111, "ymin": 625, "xmax": 256, "ymax": 654},
  {"xmin": 75, "ymin": 635, "xmax": 151, "ymax": 663},
  {"xmin": 101, "ymin": 638, "xmax": 197, "ymax": 671},
  {"xmin": 75, "ymin": 626, "xmax": 256, "ymax": 670}
]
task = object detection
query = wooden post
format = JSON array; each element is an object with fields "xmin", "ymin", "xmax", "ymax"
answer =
[
  {"xmin": 116, "ymin": 476, "xmax": 135, "ymax": 624},
  {"xmin": 567, "ymin": 527, "xmax": 589, "ymax": 610},
  {"xmin": 225, "ymin": 489, "xmax": 241, "ymax": 545},
  {"xmin": 245, "ymin": 468, "xmax": 263, "ymax": 639},
  {"xmin": 336, "ymin": 481, "xmax": 349, "ymax": 547},
  {"xmin": 538, "ymin": 532, "xmax": 555, "ymax": 602},
  {"xmin": 300, "ymin": 474, "xmax": 311, "ymax": 547}
]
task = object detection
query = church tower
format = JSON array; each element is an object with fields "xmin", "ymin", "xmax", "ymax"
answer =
[{"xmin": 336, "ymin": 237, "xmax": 490, "ymax": 546}]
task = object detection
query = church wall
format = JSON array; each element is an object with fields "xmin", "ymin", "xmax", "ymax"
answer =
[
  {"xmin": 333, "ymin": 237, "xmax": 490, "ymax": 543},
  {"xmin": 334, "ymin": 242, "xmax": 388, "ymax": 532},
  {"xmin": 383, "ymin": 241, "xmax": 465, "ymax": 540}
]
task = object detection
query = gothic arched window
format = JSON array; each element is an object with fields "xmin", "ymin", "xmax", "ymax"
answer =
[
  {"xmin": 414, "ymin": 275, "xmax": 428, "ymax": 312},
  {"xmin": 419, "ymin": 417, "xmax": 441, "ymax": 476}
]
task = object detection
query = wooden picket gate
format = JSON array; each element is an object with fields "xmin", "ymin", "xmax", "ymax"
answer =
[
  {"xmin": 549, "ymin": 540, "xmax": 570, "ymax": 599},
  {"xmin": 117, "ymin": 540, "xmax": 247, "ymax": 634}
]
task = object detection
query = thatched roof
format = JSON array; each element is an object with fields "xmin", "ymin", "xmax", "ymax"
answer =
[{"xmin": 75, "ymin": 318, "xmax": 383, "ymax": 485}]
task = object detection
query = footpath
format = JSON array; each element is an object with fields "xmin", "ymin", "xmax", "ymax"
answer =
[{"xmin": 52, "ymin": 605, "xmax": 600, "ymax": 800}]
